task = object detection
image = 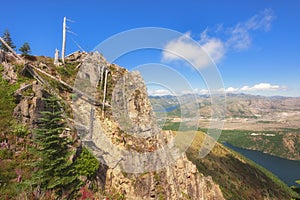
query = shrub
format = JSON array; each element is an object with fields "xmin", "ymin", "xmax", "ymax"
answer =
[{"xmin": 74, "ymin": 147, "xmax": 99, "ymax": 180}]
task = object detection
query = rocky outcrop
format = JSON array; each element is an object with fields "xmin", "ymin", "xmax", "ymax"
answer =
[
  {"xmin": 112, "ymin": 71, "xmax": 160, "ymax": 138},
  {"xmin": 13, "ymin": 81, "xmax": 49, "ymax": 126},
  {"xmin": 0, "ymin": 50, "xmax": 18, "ymax": 63},
  {"xmin": 1, "ymin": 62, "xmax": 18, "ymax": 84},
  {"xmin": 72, "ymin": 53, "xmax": 225, "ymax": 199},
  {"xmin": 105, "ymin": 154, "xmax": 224, "ymax": 199},
  {"xmin": 65, "ymin": 50, "xmax": 88, "ymax": 62}
]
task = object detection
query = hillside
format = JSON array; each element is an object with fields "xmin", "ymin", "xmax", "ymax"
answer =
[
  {"xmin": 217, "ymin": 129, "xmax": 300, "ymax": 160},
  {"xmin": 0, "ymin": 51, "xmax": 298, "ymax": 199},
  {"xmin": 150, "ymin": 95, "xmax": 300, "ymax": 160},
  {"xmin": 186, "ymin": 131, "xmax": 297, "ymax": 200}
]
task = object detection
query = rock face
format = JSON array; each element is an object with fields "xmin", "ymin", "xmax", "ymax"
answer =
[
  {"xmin": 105, "ymin": 154, "xmax": 224, "ymax": 199},
  {"xmin": 0, "ymin": 50, "xmax": 18, "ymax": 63},
  {"xmin": 65, "ymin": 50, "xmax": 87, "ymax": 62},
  {"xmin": 13, "ymin": 81, "xmax": 48, "ymax": 126},
  {"xmin": 1, "ymin": 62, "xmax": 18, "ymax": 84},
  {"xmin": 72, "ymin": 53, "xmax": 225, "ymax": 199},
  {"xmin": 112, "ymin": 71, "xmax": 160, "ymax": 138}
]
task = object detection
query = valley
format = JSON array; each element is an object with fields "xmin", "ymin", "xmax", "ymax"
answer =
[{"xmin": 150, "ymin": 95, "xmax": 300, "ymax": 161}]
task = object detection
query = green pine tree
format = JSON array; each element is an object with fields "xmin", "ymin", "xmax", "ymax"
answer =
[
  {"xmin": 19, "ymin": 42, "xmax": 31, "ymax": 55},
  {"xmin": 0, "ymin": 29, "xmax": 16, "ymax": 52},
  {"xmin": 32, "ymin": 96, "xmax": 81, "ymax": 198}
]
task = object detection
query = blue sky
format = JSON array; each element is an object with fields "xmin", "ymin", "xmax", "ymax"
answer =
[{"xmin": 1, "ymin": 0, "xmax": 300, "ymax": 96}]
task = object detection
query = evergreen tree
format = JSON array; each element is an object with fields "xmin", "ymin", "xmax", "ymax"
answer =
[
  {"xmin": 19, "ymin": 42, "xmax": 31, "ymax": 55},
  {"xmin": 32, "ymin": 96, "xmax": 81, "ymax": 198},
  {"xmin": 0, "ymin": 29, "xmax": 16, "ymax": 52}
]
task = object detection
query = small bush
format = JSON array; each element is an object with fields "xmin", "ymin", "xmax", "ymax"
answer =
[
  {"xmin": 12, "ymin": 124, "xmax": 29, "ymax": 137},
  {"xmin": 74, "ymin": 147, "xmax": 99, "ymax": 180}
]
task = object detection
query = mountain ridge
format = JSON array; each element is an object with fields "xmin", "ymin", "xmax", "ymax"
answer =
[{"xmin": 0, "ymin": 51, "xmax": 298, "ymax": 199}]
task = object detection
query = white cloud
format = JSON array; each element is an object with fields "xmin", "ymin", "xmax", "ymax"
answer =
[
  {"xmin": 149, "ymin": 83, "xmax": 286, "ymax": 96},
  {"xmin": 225, "ymin": 83, "xmax": 287, "ymax": 93},
  {"xmin": 199, "ymin": 89, "xmax": 210, "ymax": 95},
  {"xmin": 225, "ymin": 87, "xmax": 239, "ymax": 93},
  {"xmin": 227, "ymin": 8, "xmax": 275, "ymax": 50},
  {"xmin": 240, "ymin": 85, "xmax": 250, "ymax": 91},
  {"xmin": 162, "ymin": 32, "xmax": 225, "ymax": 69},
  {"xmin": 226, "ymin": 24, "xmax": 252, "ymax": 50},
  {"xmin": 200, "ymin": 34, "xmax": 225, "ymax": 62},
  {"xmin": 240, "ymin": 83, "xmax": 286, "ymax": 91},
  {"xmin": 246, "ymin": 9, "xmax": 275, "ymax": 31},
  {"xmin": 191, "ymin": 88, "xmax": 209, "ymax": 95},
  {"xmin": 148, "ymin": 89, "xmax": 172, "ymax": 96},
  {"xmin": 162, "ymin": 9, "xmax": 275, "ymax": 65}
]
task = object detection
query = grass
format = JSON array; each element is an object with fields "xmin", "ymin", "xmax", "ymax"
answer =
[
  {"xmin": 217, "ymin": 129, "xmax": 298, "ymax": 160},
  {"xmin": 0, "ymin": 64, "xmax": 28, "ymax": 132},
  {"xmin": 257, "ymin": 120, "xmax": 272, "ymax": 123},
  {"xmin": 56, "ymin": 62, "xmax": 79, "ymax": 85},
  {"xmin": 197, "ymin": 126, "xmax": 300, "ymax": 160},
  {"xmin": 162, "ymin": 121, "xmax": 180, "ymax": 130},
  {"xmin": 162, "ymin": 121, "xmax": 197, "ymax": 131},
  {"xmin": 0, "ymin": 63, "xmax": 37, "ymax": 199},
  {"xmin": 163, "ymin": 122, "xmax": 299, "ymax": 198},
  {"xmin": 185, "ymin": 130, "xmax": 299, "ymax": 200}
]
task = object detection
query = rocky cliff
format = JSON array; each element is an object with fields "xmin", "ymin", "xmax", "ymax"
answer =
[
  {"xmin": 71, "ymin": 52, "xmax": 225, "ymax": 199},
  {"xmin": 5, "ymin": 52, "xmax": 224, "ymax": 199}
]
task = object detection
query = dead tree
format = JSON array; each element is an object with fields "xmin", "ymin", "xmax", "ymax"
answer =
[
  {"xmin": 0, "ymin": 37, "xmax": 24, "ymax": 63},
  {"xmin": 54, "ymin": 48, "xmax": 60, "ymax": 66},
  {"xmin": 61, "ymin": 17, "xmax": 67, "ymax": 64}
]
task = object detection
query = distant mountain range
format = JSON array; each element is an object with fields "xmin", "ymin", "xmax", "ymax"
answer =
[{"xmin": 149, "ymin": 93, "xmax": 300, "ymax": 120}]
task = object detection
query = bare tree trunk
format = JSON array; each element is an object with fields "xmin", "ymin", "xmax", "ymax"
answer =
[
  {"xmin": 54, "ymin": 48, "xmax": 60, "ymax": 66},
  {"xmin": 28, "ymin": 64, "xmax": 109, "ymax": 107},
  {"xmin": 123, "ymin": 75, "xmax": 127, "ymax": 113},
  {"xmin": 61, "ymin": 17, "xmax": 67, "ymax": 64},
  {"xmin": 0, "ymin": 37, "xmax": 24, "ymax": 63},
  {"xmin": 100, "ymin": 65, "xmax": 105, "ymax": 90},
  {"xmin": 102, "ymin": 69, "xmax": 109, "ymax": 115},
  {"xmin": 89, "ymin": 106, "xmax": 94, "ymax": 140}
]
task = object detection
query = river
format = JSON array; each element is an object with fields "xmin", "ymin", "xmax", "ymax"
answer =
[{"xmin": 224, "ymin": 142, "xmax": 300, "ymax": 187}]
